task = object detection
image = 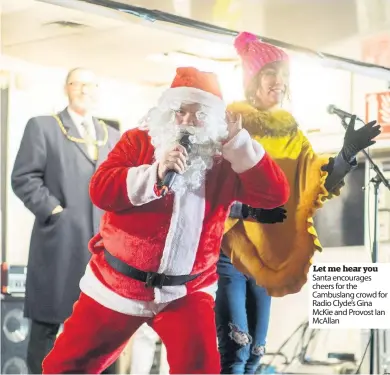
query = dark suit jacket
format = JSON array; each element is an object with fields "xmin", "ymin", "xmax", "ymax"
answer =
[{"xmin": 11, "ymin": 108, "xmax": 120, "ymax": 323}]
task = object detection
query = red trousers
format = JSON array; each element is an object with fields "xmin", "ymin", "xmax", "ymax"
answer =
[{"xmin": 42, "ymin": 292, "xmax": 220, "ymax": 374}]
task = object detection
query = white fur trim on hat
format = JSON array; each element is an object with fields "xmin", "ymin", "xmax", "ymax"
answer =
[{"xmin": 158, "ymin": 87, "xmax": 226, "ymax": 115}]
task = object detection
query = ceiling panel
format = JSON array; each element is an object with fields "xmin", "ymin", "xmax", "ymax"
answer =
[
  {"xmin": 1, "ymin": 0, "xmax": 35, "ymax": 14},
  {"xmin": 111, "ymin": 0, "xmax": 360, "ymax": 49},
  {"xmin": 2, "ymin": 0, "xmax": 237, "ymax": 85},
  {"xmin": 261, "ymin": 1, "xmax": 358, "ymax": 50},
  {"xmin": 111, "ymin": 0, "xmax": 390, "ymax": 54},
  {"xmin": 2, "ymin": 1, "xmax": 125, "ymax": 47},
  {"xmin": 2, "ymin": 0, "xmax": 390, "ymax": 86}
]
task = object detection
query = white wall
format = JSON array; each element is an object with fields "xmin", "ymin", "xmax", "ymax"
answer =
[{"xmin": 4, "ymin": 56, "xmax": 162, "ymax": 265}]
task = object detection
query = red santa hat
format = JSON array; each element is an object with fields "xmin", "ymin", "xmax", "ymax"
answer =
[
  {"xmin": 234, "ymin": 32, "xmax": 289, "ymax": 90},
  {"xmin": 158, "ymin": 67, "xmax": 226, "ymax": 113}
]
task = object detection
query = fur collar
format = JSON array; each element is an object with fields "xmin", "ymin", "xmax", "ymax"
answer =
[{"xmin": 227, "ymin": 101, "xmax": 298, "ymax": 137}]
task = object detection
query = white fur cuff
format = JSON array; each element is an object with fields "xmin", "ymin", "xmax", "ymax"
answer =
[
  {"xmin": 126, "ymin": 162, "xmax": 161, "ymax": 206},
  {"xmin": 222, "ymin": 129, "xmax": 265, "ymax": 173}
]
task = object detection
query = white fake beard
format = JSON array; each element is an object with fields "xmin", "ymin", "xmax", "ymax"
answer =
[
  {"xmin": 143, "ymin": 108, "xmax": 228, "ymax": 195},
  {"xmin": 168, "ymin": 142, "xmax": 217, "ymax": 195}
]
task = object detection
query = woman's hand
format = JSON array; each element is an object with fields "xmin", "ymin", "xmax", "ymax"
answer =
[{"xmin": 342, "ymin": 115, "xmax": 381, "ymax": 162}]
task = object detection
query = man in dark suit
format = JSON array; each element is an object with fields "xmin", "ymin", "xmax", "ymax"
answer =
[{"xmin": 11, "ymin": 67, "xmax": 121, "ymax": 374}]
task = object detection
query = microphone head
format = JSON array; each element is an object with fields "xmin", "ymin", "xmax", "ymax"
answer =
[
  {"xmin": 178, "ymin": 129, "xmax": 193, "ymax": 153},
  {"xmin": 327, "ymin": 104, "xmax": 336, "ymax": 114}
]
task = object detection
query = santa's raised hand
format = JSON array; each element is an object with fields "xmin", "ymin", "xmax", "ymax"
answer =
[{"xmin": 225, "ymin": 111, "xmax": 243, "ymax": 142}]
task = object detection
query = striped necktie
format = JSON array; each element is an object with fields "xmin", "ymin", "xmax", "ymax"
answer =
[{"xmin": 82, "ymin": 121, "xmax": 98, "ymax": 161}]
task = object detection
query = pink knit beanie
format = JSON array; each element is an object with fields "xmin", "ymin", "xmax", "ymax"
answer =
[{"xmin": 234, "ymin": 32, "xmax": 289, "ymax": 90}]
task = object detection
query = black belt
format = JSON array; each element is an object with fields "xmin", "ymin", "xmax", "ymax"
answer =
[{"xmin": 104, "ymin": 249, "xmax": 200, "ymax": 289}]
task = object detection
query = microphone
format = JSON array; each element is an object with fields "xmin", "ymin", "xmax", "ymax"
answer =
[
  {"xmin": 160, "ymin": 130, "xmax": 193, "ymax": 196},
  {"xmin": 327, "ymin": 105, "xmax": 364, "ymax": 125}
]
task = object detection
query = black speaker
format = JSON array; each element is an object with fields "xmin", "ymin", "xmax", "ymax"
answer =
[
  {"xmin": 314, "ymin": 161, "xmax": 366, "ymax": 247},
  {"xmin": 1, "ymin": 296, "xmax": 30, "ymax": 374}
]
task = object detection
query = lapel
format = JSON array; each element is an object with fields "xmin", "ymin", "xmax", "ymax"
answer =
[{"xmin": 58, "ymin": 108, "xmax": 94, "ymax": 164}]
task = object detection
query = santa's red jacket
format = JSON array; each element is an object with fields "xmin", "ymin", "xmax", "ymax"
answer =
[{"xmin": 79, "ymin": 127, "xmax": 289, "ymax": 316}]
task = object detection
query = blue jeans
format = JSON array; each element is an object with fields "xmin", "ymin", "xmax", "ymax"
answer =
[{"xmin": 216, "ymin": 252, "xmax": 271, "ymax": 374}]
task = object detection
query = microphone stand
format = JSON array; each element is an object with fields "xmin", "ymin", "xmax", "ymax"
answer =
[{"xmin": 340, "ymin": 117, "xmax": 390, "ymax": 375}]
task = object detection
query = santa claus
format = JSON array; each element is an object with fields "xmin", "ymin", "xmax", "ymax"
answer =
[{"xmin": 42, "ymin": 67, "xmax": 289, "ymax": 374}]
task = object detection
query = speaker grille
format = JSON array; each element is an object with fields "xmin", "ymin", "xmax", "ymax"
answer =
[
  {"xmin": 3, "ymin": 308, "xmax": 29, "ymax": 343},
  {"xmin": 1, "ymin": 298, "xmax": 30, "ymax": 374},
  {"xmin": 2, "ymin": 357, "xmax": 29, "ymax": 374}
]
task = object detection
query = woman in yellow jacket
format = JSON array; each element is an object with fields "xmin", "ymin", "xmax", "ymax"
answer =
[{"xmin": 215, "ymin": 31, "xmax": 381, "ymax": 374}]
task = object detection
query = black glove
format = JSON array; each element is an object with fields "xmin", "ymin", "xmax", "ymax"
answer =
[
  {"xmin": 242, "ymin": 205, "xmax": 287, "ymax": 224},
  {"xmin": 342, "ymin": 115, "xmax": 381, "ymax": 162}
]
